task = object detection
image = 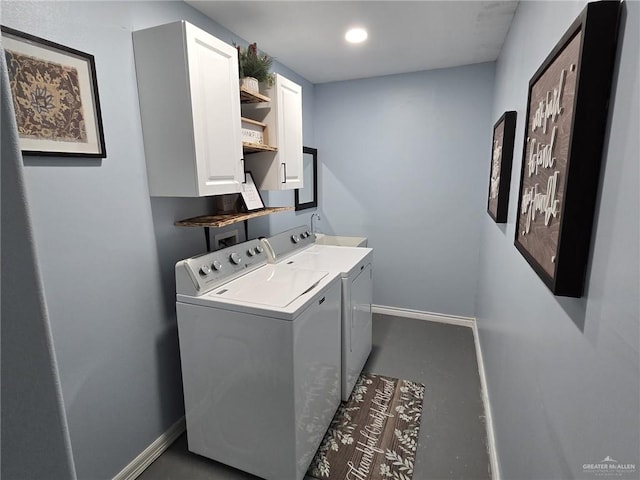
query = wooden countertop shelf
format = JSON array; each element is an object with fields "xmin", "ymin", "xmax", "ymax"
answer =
[
  {"xmin": 175, "ymin": 207, "xmax": 293, "ymax": 228},
  {"xmin": 242, "ymin": 142, "xmax": 278, "ymax": 154},
  {"xmin": 240, "ymin": 87, "xmax": 271, "ymax": 103}
]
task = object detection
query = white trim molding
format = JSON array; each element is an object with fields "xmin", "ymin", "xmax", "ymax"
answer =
[
  {"xmin": 472, "ymin": 323, "xmax": 501, "ymax": 480},
  {"xmin": 371, "ymin": 304, "xmax": 475, "ymax": 328},
  {"xmin": 112, "ymin": 417, "xmax": 186, "ymax": 480}
]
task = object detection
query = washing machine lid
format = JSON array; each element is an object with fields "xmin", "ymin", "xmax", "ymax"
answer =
[{"xmin": 208, "ymin": 264, "xmax": 329, "ymax": 308}]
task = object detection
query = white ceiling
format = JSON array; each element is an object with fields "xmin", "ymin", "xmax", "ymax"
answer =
[{"xmin": 186, "ymin": 1, "xmax": 519, "ymax": 84}]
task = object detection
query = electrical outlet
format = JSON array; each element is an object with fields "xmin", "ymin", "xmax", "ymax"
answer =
[{"xmin": 214, "ymin": 230, "xmax": 239, "ymax": 250}]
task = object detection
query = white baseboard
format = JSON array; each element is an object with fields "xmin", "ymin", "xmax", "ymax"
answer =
[
  {"xmin": 113, "ymin": 417, "xmax": 186, "ymax": 480},
  {"xmin": 472, "ymin": 323, "xmax": 500, "ymax": 480},
  {"xmin": 371, "ymin": 304, "xmax": 475, "ymax": 328}
]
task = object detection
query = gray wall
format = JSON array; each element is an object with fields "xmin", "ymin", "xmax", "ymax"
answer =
[
  {"xmin": 475, "ymin": 1, "xmax": 640, "ymax": 478},
  {"xmin": 314, "ymin": 64, "xmax": 496, "ymax": 317},
  {"xmin": 0, "ymin": 1, "xmax": 313, "ymax": 478},
  {"xmin": 1, "ymin": 49, "xmax": 76, "ymax": 480}
]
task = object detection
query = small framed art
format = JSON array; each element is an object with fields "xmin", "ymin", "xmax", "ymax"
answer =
[
  {"xmin": 1, "ymin": 26, "xmax": 106, "ymax": 157},
  {"xmin": 240, "ymin": 172, "xmax": 265, "ymax": 212},
  {"xmin": 487, "ymin": 111, "xmax": 516, "ymax": 223}
]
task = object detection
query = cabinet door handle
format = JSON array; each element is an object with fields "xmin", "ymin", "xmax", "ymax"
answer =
[
  {"xmin": 281, "ymin": 163, "xmax": 286, "ymax": 184},
  {"xmin": 319, "ymin": 296, "xmax": 325, "ymax": 305}
]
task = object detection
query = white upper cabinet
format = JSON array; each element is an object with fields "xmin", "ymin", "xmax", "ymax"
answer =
[
  {"xmin": 133, "ymin": 21, "xmax": 244, "ymax": 197},
  {"xmin": 243, "ymin": 74, "xmax": 303, "ymax": 190}
]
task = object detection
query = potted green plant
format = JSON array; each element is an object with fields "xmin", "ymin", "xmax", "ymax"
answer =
[{"xmin": 236, "ymin": 42, "xmax": 275, "ymax": 93}]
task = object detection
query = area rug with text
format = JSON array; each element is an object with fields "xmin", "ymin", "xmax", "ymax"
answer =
[{"xmin": 307, "ymin": 373, "xmax": 425, "ymax": 480}]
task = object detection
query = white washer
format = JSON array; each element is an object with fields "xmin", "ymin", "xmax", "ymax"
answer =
[
  {"xmin": 261, "ymin": 226, "xmax": 373, "ymax": 401},
  {"xmin": 175, "ymin": 239, "xmax": 341, "ymax": 480}
]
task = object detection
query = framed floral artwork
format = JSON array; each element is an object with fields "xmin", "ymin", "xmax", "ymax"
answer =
[
  {"xmin": 487, "ymin": 111, "xmax": 516, "ymax": 224},
  {"xmin": 1, "ymin": 26, "xmax": 106, "ymax": 157}
]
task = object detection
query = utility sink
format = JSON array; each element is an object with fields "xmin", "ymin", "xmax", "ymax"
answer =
[{"xmin": 314, "ymin": 233, "xmax": 368, "ymax": 248}]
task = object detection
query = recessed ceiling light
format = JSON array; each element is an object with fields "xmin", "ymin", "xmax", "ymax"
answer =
[{"xmin": 345, "ymin": 27, "xmax": 368, "ymax": 44}]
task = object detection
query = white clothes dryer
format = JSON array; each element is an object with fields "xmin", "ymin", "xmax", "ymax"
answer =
[
  {"xmin": 261, "ymin": 226, "xmax": 373, "ymax": 401},
  {"xmin": 175, "ymin": 239, "xmax": 341, "ymax": 480}
]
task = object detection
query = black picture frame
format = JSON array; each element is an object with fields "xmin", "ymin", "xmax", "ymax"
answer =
[
  {"xmin": 295, "ymin": 146, "xmax": 318, "ymax": 211},
  {"xmin": 487, "ymin": 111, "xmax": 517, "ymax": 223},
  {"xmin": 240, "ymin": 171, "xmax": 265, "ymax": 212},
  {"xmin": 1, "ymin": 25, "xmax": 106, "ymax": 158},
  {"xmin": 514, "ymin": 1, "xmax": 621, "ymax": 298}
]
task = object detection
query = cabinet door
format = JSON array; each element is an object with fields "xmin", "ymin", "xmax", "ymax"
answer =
[
  {"xmin": 276, "ymin": 76, "xmax": 303, "ymax": 189},
  {"xmin": 185, "ymin": 24, "xmax": 244, "ymax": 196},
  {"xmin": 243, "ymin": 74, "xmax": 303, "ymax": 191}
]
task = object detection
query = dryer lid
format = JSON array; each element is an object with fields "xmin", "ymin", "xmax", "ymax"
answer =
[
  {"xmin": 207, "ymin": 265, "xmax": 328, "ymax": 307},
  {"xmin": 282, "ymin": 245, "xmax": 372, "ymax": 276}
]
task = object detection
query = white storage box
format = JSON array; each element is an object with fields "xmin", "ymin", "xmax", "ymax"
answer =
[{"xmin": 241, "ymin": 117, "xmax": 267, "ymax": 145}]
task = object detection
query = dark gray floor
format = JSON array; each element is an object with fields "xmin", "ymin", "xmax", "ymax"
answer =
[{"xmin": 138, "ymin": 314, "xmax": 491, "ymax": 480}]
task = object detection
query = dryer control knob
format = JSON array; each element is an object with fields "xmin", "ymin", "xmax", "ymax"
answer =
[
  {"xmin": 247, "ymin": 248, "xmax": 256, "ymax": 257},
  {"xmin": 291, "ymin": 234, "xmax": 300, "ymax": 243},
  {"xmin": 229, "ymin": 252, "xmax": 242, "ymax": 265},
  {"xmin": 211, "ymin": 260, "xmax": 222, "ymax": 271},
  {"xmin": 199, "ymin": 264, "xmax": 211, "ymax": 276},
  {"xmin": 255, "ymin": 244, "xmax": 264, "ymax": 253}
]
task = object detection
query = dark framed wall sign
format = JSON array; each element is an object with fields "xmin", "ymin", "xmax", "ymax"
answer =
[
  {"xmin": 487, "ymin": 111, "xmax": 516, "ymax": 223},
  {"xmin": 295, "ymin": 146, "xmax": 318, "ymax": 211},
  {"xmin": 1, "ymin": 26, "xmax": 106, "ymax": 157},
  {"xmin": 514, "ymin": 1, "xmax": 621, "ymax": 298}
]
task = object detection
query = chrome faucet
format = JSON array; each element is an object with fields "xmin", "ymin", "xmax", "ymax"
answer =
[{"xmin": 311, "ymin": 213, "xmax": 321, "ymax": 234}]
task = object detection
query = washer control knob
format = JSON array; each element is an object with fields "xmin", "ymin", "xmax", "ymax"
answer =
[
  {"xmin": 305, "ymin": 230, "xmax": 312, "ymax": 237},
  {"xmin": 199, "ymin": 264, "xmax": 211, "ymax": 276},
  {"xmin": 291, "ymin": 234, "xmax": 300, "ymax": 244},
  {"xmin": 211, "ymin": 260, "xmax": 222, "ymax": 271},
  {"xmin": 255, "ymin": 244, "xmax": 264, "ymax": 254},
  {"xmin": 229, "ymin": 252, "xmax": 242, "ymax": 265},
  {"xmin": 301, "ymin": 232, "xmax": 308, "ymax": 239},
  {"xmin": 247, "ymin": 247, "xmax": 256, "ymax": 257}
]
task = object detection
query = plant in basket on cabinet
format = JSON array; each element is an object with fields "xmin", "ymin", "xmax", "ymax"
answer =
[{"xmin": 236, "ymin": 42, "xmax": 275, "ymax": 93}]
